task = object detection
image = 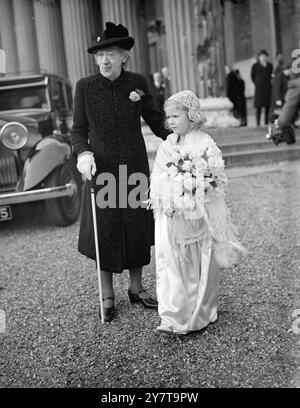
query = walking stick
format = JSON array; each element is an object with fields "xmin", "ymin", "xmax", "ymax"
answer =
[{"xmin": 90, "ymin": 185, "xmax": 105, "ymax": 324}]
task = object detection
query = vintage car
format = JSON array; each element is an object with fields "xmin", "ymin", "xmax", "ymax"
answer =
[{"xmin": 0, "ymin": 73, "xmax": 82, "ymax": 225}]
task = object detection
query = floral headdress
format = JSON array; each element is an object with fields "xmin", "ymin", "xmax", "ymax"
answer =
[{"xmin": 167, "ymin": 90, "xmax": 206, "ymax": 128}]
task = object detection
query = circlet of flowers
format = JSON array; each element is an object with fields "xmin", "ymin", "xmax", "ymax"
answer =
[{"xmin": 155, "ymin": 143, "xmax": 227, "ymax": 217}]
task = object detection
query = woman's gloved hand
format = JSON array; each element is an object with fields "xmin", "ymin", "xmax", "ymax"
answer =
[{"xmin": 77, "ymin": 152, "xmax": 97, "ymax": 180}]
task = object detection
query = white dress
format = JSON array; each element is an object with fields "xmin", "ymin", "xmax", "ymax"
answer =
[
  {"xmin": 150, "ymin": 130, "xmax": 247, "ymax": 334},
  {"xmin": 155, "ymin": 212, "xmax": 219, "ymax": 334}
]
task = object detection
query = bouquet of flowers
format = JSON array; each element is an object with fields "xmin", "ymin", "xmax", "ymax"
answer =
[
  {"xmin": 148, "ymin": 137, "xmax": 248, "ymax": 267},
  {"xmin": 157, "ymin": 142, "xmax": 227, "ymax": 218}
]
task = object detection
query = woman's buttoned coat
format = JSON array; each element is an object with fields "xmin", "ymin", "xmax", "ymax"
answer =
[{"xmin": 71, "ymin": 69, "xmax": 170, "ymax": 272}]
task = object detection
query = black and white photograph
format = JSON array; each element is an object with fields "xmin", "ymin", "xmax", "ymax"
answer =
[{"xmin": 0, "ymin": 0, "xmax": 299, "ymax": 395}]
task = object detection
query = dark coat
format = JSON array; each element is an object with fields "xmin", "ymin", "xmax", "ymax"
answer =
[
  {"xmin": 226, "ymin": 70, "xmax": 240, "ymax": 109},
  {"xmin": 251, "ymin": 61, "xmax": 273, "ymax": 108},
  {"xmin": 226, "ymin": 70, "xmax": 247, "ymax": 121},
  {"xmin": 270, "ymin": 70, "xmax": 289, "ymax": 113},
  {"xmin": 71, "ymin": 69, "xmax": 170, "ymax": 272},
  {"xmin": 278, "ymin": 76, "xmax": 300, "ymax": 127}
]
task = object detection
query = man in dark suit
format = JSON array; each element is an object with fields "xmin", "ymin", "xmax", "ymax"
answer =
[
  {"xmin": 251, "ymin": 50, "xmax": 273, "ymax": 126},
  {"xmin": 225, "ymin": 65, "xmax": 240, "ymax": 119},
  {"xmin": 71, "ymin": 22, "xmax": 170, "ymax": 322}
]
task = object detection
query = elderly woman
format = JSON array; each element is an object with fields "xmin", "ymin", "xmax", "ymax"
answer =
[{"xmin": 71, "ymin": 22, "xmax": 170, "ymax": 322}]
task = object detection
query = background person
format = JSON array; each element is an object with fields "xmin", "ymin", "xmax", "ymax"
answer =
[
  {"xmin": 161, "ymin": 66, "xmax": 171, "ymax": 99},
  {"xmin": 251, "ymin": 50, "xmax": 273, "ymax": 126},
  {"xmin": 225, "ymin": 65, "xmax": 240, "ymax": 119},
  {"xmin": 235, "ymin": 69, "xmax": 247, "ymax": 126},
  {"xmin": 151, "ymin": 71, "xmax": 165, "ymax": 111},
  {"xmin": 270, "ymin": 62, "xmax": 291, "ymax": 123}
]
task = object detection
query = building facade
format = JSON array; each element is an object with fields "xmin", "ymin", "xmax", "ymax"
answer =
[
  {"xmin": 0, "ymin": 0, "xmax": 299, "ymax": 98},
  {"xmin": 223, "ymin": 0, "xmax": 300, "ymax": 97}
]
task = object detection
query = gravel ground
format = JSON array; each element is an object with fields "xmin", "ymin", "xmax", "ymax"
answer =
[{"xmin": 0, "ymin": 163, "xmax": 299, "ymax": 388}]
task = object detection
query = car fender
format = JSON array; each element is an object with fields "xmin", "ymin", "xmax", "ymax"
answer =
[{"xmin": 23, "ymin": 136, "xmax": 72, "ymax": 191}]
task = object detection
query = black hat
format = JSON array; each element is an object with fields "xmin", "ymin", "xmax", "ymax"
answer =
[{"xmin": 87, "ymin": 22, "xmax": 135, "ymax": 54}]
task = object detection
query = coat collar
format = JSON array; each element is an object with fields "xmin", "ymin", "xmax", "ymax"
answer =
[{"xmin": 97, "ymin": 68, "xmax": 127, "ymax": 89}]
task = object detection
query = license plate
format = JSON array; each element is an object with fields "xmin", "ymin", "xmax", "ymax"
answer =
[{"xmin": 0, "ymin": 205, "xmax": 12, "ymax": 221}]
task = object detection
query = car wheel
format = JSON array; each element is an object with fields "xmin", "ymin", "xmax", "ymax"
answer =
[{"xmin": 44, "ymin": 158, "xmax": 82, "ymax": 226}]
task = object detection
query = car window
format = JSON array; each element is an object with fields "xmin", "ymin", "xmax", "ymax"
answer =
[
  {"xmin": 0, "ymin": 86, "xmax": 50, "ymax": 110},
  {"xmin": 66, "ymin": 85, "xmax": 73, "ymax": 110},
  {"xmin": 51, "ymin": 80, "xmax": 66, "ymax": 110}
]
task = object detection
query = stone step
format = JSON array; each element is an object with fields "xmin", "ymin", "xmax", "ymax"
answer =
[
  {"xmin": 220, "ymin": 139, "xmax": 275, "ymax": 153},
  {"xmin": 147, "ymin": 144, "xmax": 300, "ymax": 170},
  {"xmin": 223, "ymin": 144, "xmax": 300, "ymax": 167},
  {"xmin": 142, "ymin": 124, "xmax": 270, "ymax": 148},
  {"xmin": 143, "ymin": 124, "xmax": 300, "ymax": 169},
  {"xmin": 207, "ymin": 126, "xmax": 269, "ymax": 138},
  {"xmin": 143, "ymin": 130, "xmax": 270, "ymax": 154},
  {"xmin": 211, "ymin": 130, "xmax": 268, "ymax": 144},
  {"xmin": 142, "ymin": 123, "xmax": 269, "ymax": 140}
]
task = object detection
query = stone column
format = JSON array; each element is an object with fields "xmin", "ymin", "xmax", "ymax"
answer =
[
  {"xmin": 163, "ymin": 0, "xmax": 197, "ymax": 94},
  {"xmin": 291, "ymin": 0, "xmax": 300, "ymax": 53},
  {"xmin": 60, "ymin": 0, "xmax": 98, "ymax": 90},
  {"xmin": 0, "ymin": 0, "xmax": 19, "ymax": 74},
  {"xmin": 33, "ymin": 0, "xmax": 67, "ymax": 77},
  {"xmin": 12, "ymin": 0, "xmax": 39, "ymax": 74},
  {"xmin": 223, "ymin": 0, "xmax": 235, "ymax": 66},
  {"xmin": 249, "ymin": 0, "xmax": 276, "ymax": 58}
]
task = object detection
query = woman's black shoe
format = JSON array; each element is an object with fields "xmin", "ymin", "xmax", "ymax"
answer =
[
  {"xmin": 100, "ymin": 297, "xmax": 114, "ymax": 322},
  {"xmin": 128, "ymin": 289, "xmax": 158, "ymax": 309}
]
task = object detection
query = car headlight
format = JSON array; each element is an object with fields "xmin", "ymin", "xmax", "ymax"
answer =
[{"xmin": 0, "ymin": 122, "xmax": 29, "ymax": 149}]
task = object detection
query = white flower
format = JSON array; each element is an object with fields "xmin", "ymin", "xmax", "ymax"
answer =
[
  {"xmin": 194, "ymin": 157, "xmax": 208, "ymax": 172},
  {"xmin": 207, "ymin": 144, "xmax": 222, "ymax": 158},
  {"xmin": 189, "ymin": 149, "xmax": 204, "ymax": 160},
  {"xmin": 159, "ymin": 172, "xmax": 169, "ymax": 181},
  {"xmin": 173, "ymin": 195, "xmax": 184, "ymax": 209},
  {"xmin": 204, "ymin": 179, "xmax": 211, "ymax": 189},
  {"xmin": 182, "ymin": 160, "xmax": 192, "ymax": 172},
  {"xmin": 171, "ymin": 151, "xmax": 181, "ymax": 164},
  {"xmin": 167, "ymin": 165, "xmax": 178, "ymax": 177},
  {"xmin": 205, "ymin": 184, "xmax": 214, "ymax": 193},
  {"xmin": 129, "ymin": 91, "xmax": 141, "ymax": 102},
  {"xmin": 171, "ymin": 174, "xmax": 184, "ymax": 196},
  {"xmin": 183, "ymin": 176, "xmax": 196, "ymax": 192},
  {"xmin": 180, "ymin": 147, "xmax": 190, "ymax": 159},
  {"xmin": 195, "ymin": 176, "xmax": 204, "ymax": 188},
  {"xmin": 183, "ymin": 194, "xmax": 196, "ymax": 210},
  {"xmin": 208, "ymin": 156, "xmax": 224, "ymax": 170},
  {"xmin": 214, "ymin": 186, "xmax": 224, "ymax": 196},
  {"xmin": 174, "ymin": 173, "xmax": 184, "ymax": 183}
]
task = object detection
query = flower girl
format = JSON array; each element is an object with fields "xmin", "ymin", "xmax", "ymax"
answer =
[{"xmin": 148, "ymin": 90, "xmax": 248, "ymax": 335}]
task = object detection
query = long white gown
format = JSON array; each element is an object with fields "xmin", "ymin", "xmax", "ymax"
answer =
[
  {"xmin": 155, "ymin": 212, "xmax": 219, "ymax": 334},
  {"xmin": 150, "ymin": 130, "xmax": 247, "ymax": 334}
]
